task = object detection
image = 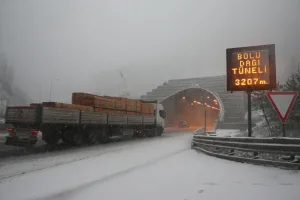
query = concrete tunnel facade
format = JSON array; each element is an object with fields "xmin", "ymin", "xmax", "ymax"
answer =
[
  {"xmin": 141, "ymin": 75, "xmax": 248, "ymax": 130},
  {"xmin": 160, "ymin": 88, "xmax": 224, "ymax": 131}
]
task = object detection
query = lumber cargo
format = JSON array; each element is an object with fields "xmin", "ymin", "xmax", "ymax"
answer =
[
  {"xmin": 103, "ymin": 96, "xmax": 127, "ymax": 110},
  {"xmin": 42, "ymin": 102, "xmax": 94, "ymax": 111},
  {"xmin": 126, "ymin": 111, "xmax": 140, "ymax": 115},
  {"xmin": 104, "ymin": 96, "xmax": 141, "ymax": 112},
  {"xmin": 72, "ymin": 93, "xmax": 116, "ymax": 109},
  {"xmin": 126, "ymin": 98, "xmax": 137, "ymax": 112},
  {"xmin": 136, "ymin": 100, "xmax": 142, "ymax": 113},
  {"xmin": 141, "ymin": 103, "xmax": 154, "ymax": 114},
  {"xmin": 73, "ymin": 93, "xmax": 156, "ymax": 114},
  {"xmin": 94, "ymin": 108, "xmax": 126, "ymax": 115}
]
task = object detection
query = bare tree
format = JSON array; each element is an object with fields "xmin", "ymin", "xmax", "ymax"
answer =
[{"xmin": 0, "ymin": 55, "xmax": 14, "ymax": 96}]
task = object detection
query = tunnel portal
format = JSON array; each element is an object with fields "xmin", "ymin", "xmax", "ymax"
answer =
[{"xmin": 161, "ymin": 88, "xmax": 221, "ymax": 131}]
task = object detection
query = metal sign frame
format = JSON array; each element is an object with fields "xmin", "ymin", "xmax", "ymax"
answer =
[{"xmin": 226, "ymin": 44, "xmax": 276, "ymax": 92}]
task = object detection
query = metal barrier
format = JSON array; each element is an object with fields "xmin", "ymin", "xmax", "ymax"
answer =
[
  {"xmin": 191, "ymin": 135, "xmax": 300, "ymax": 169},
  {"xmin": 193, "ymin": 127, "xmax": 205, "ymax": 135}
]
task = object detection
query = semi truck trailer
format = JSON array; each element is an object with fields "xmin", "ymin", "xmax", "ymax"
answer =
[{"xmin": 4, "ymin": 94, "xmax": 166, "ymax": 147}]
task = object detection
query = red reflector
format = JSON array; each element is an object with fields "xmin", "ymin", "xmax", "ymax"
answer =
[
  {"xmin": 7, "ymin": 128, "xmax": 16, "ymax": 136},
  {"xmin": 31, "ymin": 129, "xmax": 39, "ymax": 135}
]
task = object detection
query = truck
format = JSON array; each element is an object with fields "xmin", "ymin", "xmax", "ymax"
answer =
[{"xmin": 4, "ymin": 94, "xmax": 166, "ymax": 148}]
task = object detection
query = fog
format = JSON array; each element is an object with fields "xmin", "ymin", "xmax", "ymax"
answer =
[{"xmin": 0, "ymin": 0, "xmax": 299, "ymax": 103}]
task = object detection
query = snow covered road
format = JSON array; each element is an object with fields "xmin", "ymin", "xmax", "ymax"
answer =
[{"xmin": 1, "ymin": 131, "xmax": 300, "ymax": 200}]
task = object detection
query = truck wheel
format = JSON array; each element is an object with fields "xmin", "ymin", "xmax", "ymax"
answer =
[
  {"xmin": 147, "ymin": 129, "xmax": 155, "ymax": 137},
  {"xmin": 100, "ymin": 130, "xmax": 109, "ymax": 143},
  {"xmin": 88, "ymin": 132, "xmax": 98, "ymax": 145},
  {"xmin": 142, "ymin": 129, "xmax": 147, "ymax": 138},
  {"xmin": 157, "ymin": 127, "xmax": 164, "ymax": 136},
  {"xmin": 30, "ymin": 140, "xmax": 38, "ymax": 145},
  {"xmin": 73, "ymin": 132, "xmax": 83, "ymax": 146},
  {"xmin": 43, "ymin": 130, "xmax": 60, "ymax": 146}
]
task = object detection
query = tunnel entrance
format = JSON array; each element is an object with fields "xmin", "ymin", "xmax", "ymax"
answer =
[{"xmin": 161, "ymin": 88, "xmax": 223, "ymax": 131}]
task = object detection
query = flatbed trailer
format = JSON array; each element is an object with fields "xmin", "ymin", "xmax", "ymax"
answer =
[{"xmin": 5, "ymin": 103, "xmax": 166, "ymax": 147}]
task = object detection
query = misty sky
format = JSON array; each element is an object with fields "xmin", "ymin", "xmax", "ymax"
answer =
[{"xmin": 0, "ymin": 0, "xmax": 300, "ymax": 103}]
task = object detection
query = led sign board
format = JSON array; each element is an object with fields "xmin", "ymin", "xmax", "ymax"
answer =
[{"xmin": 226, "ymin": 44, "xmax": 276, "ymax": 91}]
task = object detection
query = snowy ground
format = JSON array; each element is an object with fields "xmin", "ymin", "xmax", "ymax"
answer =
[
  {"xmin": 216, "ymin": 129, "xmax": 242, "ymax": 137},
  {"xmin": 0, "ymin": 131, "xmax": 300, "ymax": 200}
]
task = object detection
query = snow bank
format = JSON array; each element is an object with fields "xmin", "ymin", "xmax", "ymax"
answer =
[{"xmin": 216, "ymin": 129, "xmax": 241, "ymax": 137}]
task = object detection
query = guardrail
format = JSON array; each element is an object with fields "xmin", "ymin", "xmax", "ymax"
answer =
[
  {"xmin": 193, "ymin": 127, "xmax": 205, "ymax": 135},
  {"xmin": 191, "ymin": 134, "xmax": 300, "ymax": 169}
]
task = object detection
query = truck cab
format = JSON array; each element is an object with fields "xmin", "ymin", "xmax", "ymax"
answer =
[{"xmin": 155, "ymin": 103, "xmax": 166, "ymax": 133}]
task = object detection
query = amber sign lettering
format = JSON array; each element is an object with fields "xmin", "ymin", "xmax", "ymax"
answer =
[{"xmin": 226, "ymin": 44, "xmax": 276, "ymax": 91}]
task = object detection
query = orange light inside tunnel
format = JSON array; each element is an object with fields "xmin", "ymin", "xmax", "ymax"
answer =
[
  {"xmin": 193, "ymin": 100, "xmax": 197, "ymax": 103},
  {"xmin": 207, "ymin": 96, "xmax": 210, "ymax": 99},
  {"xmin": 182, "ymin": 96, "xmax": 186, "ymax": 100}
]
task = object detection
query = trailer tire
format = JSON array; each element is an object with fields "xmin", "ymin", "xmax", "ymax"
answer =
[
  {"xmin": 73, "ymin": 132, "xmax": 83, "ymax": 146},
  {"xmin": 43, "ymin": 128, "xmax": 60, "ymax": 146},
  {"xmin": 146, "ymin": 128, "xmax": 155, "ymax": 137},
  {"xmin": 157, "ymin": 127, "xmax": 164, "ymax": 136},
  {"xmin": 142, "ymin": 129, "xmax": 147, "ymax": 138},
  {"xmin": 88, "ymin": 132, "xmax": 98, "ymax": 145},
  {"xmin": 100, "ymin": 129, "xmax": 109, "ymax": 144}
]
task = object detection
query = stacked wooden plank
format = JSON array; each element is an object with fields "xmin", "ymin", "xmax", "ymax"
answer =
[
  {"xmin": 104, "ymin": 96, "xmax": 139, "ymax": 112},
  {"xmin": 71, "ymin": 92, "xmax": 155, "ymax": 116},
  {"xmin": 127, "ymin": 111, "xmax": 140, "ymax": 115},
  {"xmin": 141, "ymin": 102, "xmax": 154, "ymax": 114},
  {"xmin": 29, "ymin": 93, "xmax": 157, "ymax": 118},
  {"xmin": 103, "ymin": 96, "xmax": 127, "ymax": 110},
  {"xmin": 72, "ymin": 93, "xmax": 116, "ymax": 109},
  {"xmin": 136, "ymin": 101, "xmax": 142, "ymax": 113},
  {"xmin": 126, "ymin": 98, "xmax": 137, "ymax": 112},
  {"xmin": 94, "ymin": 108, "xmax": 126, "ymax": 115},
  {"xmin": 42, "ymin": 102, "xmax": 94, "ymax": 111}
]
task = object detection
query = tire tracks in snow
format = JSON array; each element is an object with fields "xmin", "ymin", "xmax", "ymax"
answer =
[
  {"xmin": 0, "ymin": 132, "xmax": 191, "ymax": 181},
  {"xmin": 32, "ymin": 147, "xmax": 189, "ymax": 200}
]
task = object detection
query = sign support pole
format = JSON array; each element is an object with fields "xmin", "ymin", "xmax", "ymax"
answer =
[
  {"xmin": 204, "ymin": 109, "xmax": 207, "ymax": 133},
  {"xmin": 282, "ymin": 123, "xmax": 286, "ymax": 137},
  {"xmin": 247, "ymin": 90, "xmax": 252, "ymax": 137}
]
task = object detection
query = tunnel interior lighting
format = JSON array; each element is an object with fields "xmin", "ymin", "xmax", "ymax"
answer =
[
  {"xmin": 211, "ymin": 106, "xmax": 220, "ymax": 110},
  {"xmin": 182, "ymin": 96, "xmax": 186, "ymax": 100},
  {"xmin": 207, "ymin": 96, "xmax": 210, "ymax": 99}
]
